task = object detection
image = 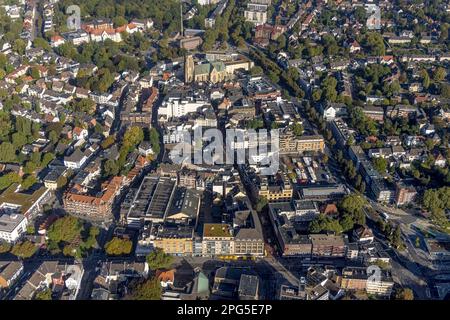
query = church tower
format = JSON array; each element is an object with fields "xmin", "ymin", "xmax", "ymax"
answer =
[{"xmin": 184, "ymin": 55, "xmax": 194, "ymax": 84}]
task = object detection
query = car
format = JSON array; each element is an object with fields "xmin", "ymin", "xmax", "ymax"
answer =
[{"xmin": 380, "ymin": 212, "xmax": 390, "ymax": 220}]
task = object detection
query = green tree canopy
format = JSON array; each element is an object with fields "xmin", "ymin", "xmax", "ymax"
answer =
[
  {"xmin": 146, "ymin": 248, "xmax": 174, "ymax": 270},
  {"xmin": 0, "ymin": 240, "xmax": 11, "ymax": 253},
  {"xmin": 11, "ymin": 241, "xmax": 37, "ymax": 258},
  {"xmin": 34, "ymin": 288, "xmax": 52, "ymax": 300},
  {"xmin": 104, "ymin": 237, "xmax": 132, "ymax": 256},
  {"xmin": 130, "ymin": 277, "xmax": 161, "ymax": 300},
  {"xmin": 395, "ymin": 288, "xmax": 414, "ymax": 300},
  {"xmin": 47, "ymin": 216, "xmax": 84, "ymax": 244}
]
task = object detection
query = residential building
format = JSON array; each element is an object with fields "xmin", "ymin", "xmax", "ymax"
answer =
[
  {"xmin": 63, "ymin": 176, "xmax": 123, "ymax": 222},
  {"xmin": 395, "ymin": 182, "xmax": 417, "ymax": 206},
  {"xmin": 0, "ymin": 261, "xmax": 24, "ymax": 289}
]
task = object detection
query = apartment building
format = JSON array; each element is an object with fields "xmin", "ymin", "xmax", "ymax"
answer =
[
  {"xmin": 244, "ymin": 3, "xmax": 268, "ymax": 25},
  {"xmin": 202, "ymin": 223, "xmax": 234, "ymax": 257},
  {"xmin": 63, "ymin": 176, "xmax": 123, "ymax": 222},
  {"xmin": 395, "ymin": 182, "xmax": 417, "ymax": 206}
]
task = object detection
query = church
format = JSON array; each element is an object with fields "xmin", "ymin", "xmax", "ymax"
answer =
[
  {"xmin": 184, "ymin": 55, "xmax": 228, "ymax": 84},
  {"xmin": 184, "ymin": 54, "xmax": 254, "ymax": 84}
]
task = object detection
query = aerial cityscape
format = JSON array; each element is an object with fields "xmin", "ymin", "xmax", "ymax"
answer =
[{"xmin": 0, "ymin": 0, "xmax": 449, "ymax": 303}]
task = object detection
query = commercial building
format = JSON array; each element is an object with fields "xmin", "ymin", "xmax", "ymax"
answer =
[
  {"xmin": 279, "ymin": 133, "xmax": 325, "ymax": 154},
  {"xmin": 338, "ymin": 266, "xmax": 394, "ymax": 297},
  {"xmin": 310, "ymin": 234, "xmax": 347, "ymax": 258},
  {"xmin": 124, "ymin": 176, "xmax": 177, "ymax": 227},
  {"xmin": 232, "ymin": 210, "xmax": 265, "ymax": 257},
  {"xmin": 299, "ymin": 184, "xmax": 348, "ymax": 200},
  {"xmin": 158, "ymin": 90, "xmax": 209, "ymax": 120},
  {"xmin": 0, "ymin": 212, "xmax": 28, "ymax": 243},
  {"xmin": 259, "ymin": 175, "xmax": 293, "ymax": 202},
  {"xmin": 212, "ymin": 267, "xmax": 260, "ymax": 299},
  {"xmin": 202, "ymin": 223, "xmax": 234, "ymax": 257},
  {"xmin": 268, "ymin": 202, "xmax": 313, "ymax": 257}
]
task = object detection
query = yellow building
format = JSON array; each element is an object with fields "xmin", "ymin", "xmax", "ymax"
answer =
[
  {"xmin": 259, "ymin": 186, "xmax": 293, "ymax": 202},
  {"xmin": 280, "ymin": 133, "xmax": 325, "ymax": 154},
  {"xmin": 153, "ymin": 237, "xmax": 193, "ymax": 255}
]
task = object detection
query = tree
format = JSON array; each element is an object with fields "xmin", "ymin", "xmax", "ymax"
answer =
[
  {"xmin": 34, "ymin": 288, "xmax": 52, "ymax": 300},
  {"xmin": 21, "ymin": 175, "xmax": 37, "ymax": 190},
  {"xmin": 30, "ymin": 67, "xmax": 41, "ymax": 79},
  {"xmin": 433, "ymin": 67, "xmax": 447, "ymax": 82},
  {"xmin": 63, "ymin": 244, "xmax": 82, "ymax": 258},
  {"xmin": 48, "ymin": 130, "xmax": 59, "ymax": 144},
  {"xmin": 41, "ymin": 153, "xmax": 55, "ymax": 168},
  {"xmin": 421, "ymin": 69, "xmax": 430, "ymax": 89},
  {"xmin": 11, "ymin": 241, "xmax": 37, "ymax": 258},
  {"xmin": 0, "ymin": 241, "xmax": 11, "ymax": 253},
  {"xmin": 130, "ymin": 277, "xmax": 161, "ymax": 300},
  {"xmin": 149, "ymin": 128, "xmax": 160, "ymax": 157},
  {"xmin": 395, "ymin": 288, "xmax": 414, "ymax": 300},
  {"xmin": 338, "ymin": 194, "xmax": 366, "ymax": 226},
  {"xmin": 0, "ymin": 142, "xmax": 17, "ymax": 162},
  {"xmin": 57, "ymin": 175, "xmax": 68, "ymax": 188},
  {"xmin": 113, "ymin": 16, "xmax": 128, "ymax": 27},
  {"xmin": 388, "ymin": 225, "xmax": 402, "ymax": 249},
  {"xmin": 124, "ymin": 126, "xmax": 144, "ymax": 150},
  {"xmin": 47, "ymin": 216, "xmax": 83, "ymax": 244},
  {"xmin": 104, "ymin": 237, "xmax": 132, "ymax": 256},
  {"xmin": 256, "ymin": 196, "xmax": 268, "ymax": 212},
  {"xmin": 146, "ymin": 248, "xmax": 174, "ymax": 270},
  {"xmin": 83, "ymin": 226, "xmax": 99, "ymax": 249},
  {"xmin": 103, "ymin": 159, "xmax": 120, "ymax": 177},
  {"xmin": 309, "ymin": 214, "xmax": 343, "ymax": 234},
  {"xmin": 340, "ymin": 214, "xmax": 355, "ymax": 232},
  {"xmin": 13, "ymin": 39, "xmax": 26, "ymax": 55},
  {"xmin": 12, "ymin": 132, "xmax": 27, "ymax": 148},
  {"xmin": 363, "ymin": 32, "xmax": 385, "ymax": 56},
  {"xmin": 291, "ymin": 122, "xmax": 304, "ymax": 137},
  {"xmin": 0, "ymin": 172, "xmax": 22, "ymax": 191},
  {"xmin": 33, "ymin": 37, "xmax": 51, "ymax": 51},
  {"xmin": 321, "ymin": 76, "xmax": 338, "ymax": 102},
  {"xmin": 101, "ymin": 135, "xmax": 116, "ymax": 149},
  {"xmin": 372, "ymin": 157, "xmax": 388, "ymax": 174},
  {"xmin": 441, "ymin": 83, "xmax": 450, "ymax": 99},
  {"xmin": 422, "ymin": 187, "xmax": 450, "ymax": 228},
  {"xmin": 250, "ymin": 66, "xmax": 263, "ymax": 76}
]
